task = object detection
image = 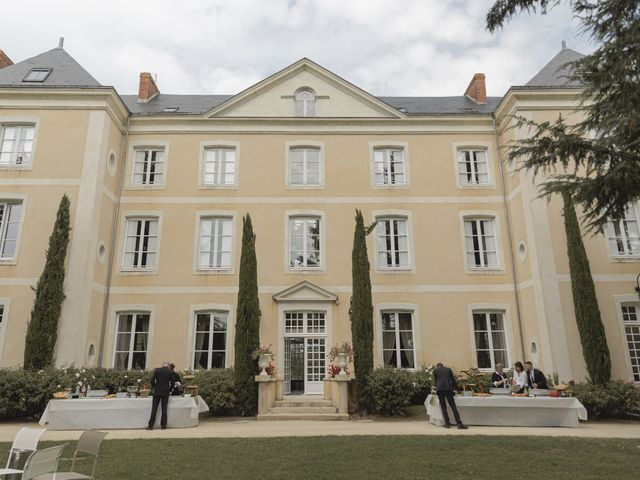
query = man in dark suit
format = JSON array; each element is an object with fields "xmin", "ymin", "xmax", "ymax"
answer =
[
  {"xmin": 525, "ymin": 361, "xmax": 548, "ymax": 389},
  {"xmin": 147, "ymin": 361, "xmax": 173, "ymax": 430},
  {"xmin": 433, "ymin": 363, "xmax": 468, "ymax": 429}
]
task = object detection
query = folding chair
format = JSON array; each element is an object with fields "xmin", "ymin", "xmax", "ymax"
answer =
[
  {"xmin": 35, "ymin": 431, "xmax": 107, "ymax": 480},
  {"xmin": 0, "ymin": 427, "xmax": 46, "ymax": 476},
  {"xmin": 20, "ymin": 444, "xmax": 67, "ymax": 480}
]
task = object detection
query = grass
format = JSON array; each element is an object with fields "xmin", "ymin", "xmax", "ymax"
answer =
[{"xmin": 3, "ymin": 435, "xmax": 639, "ymax": 480}]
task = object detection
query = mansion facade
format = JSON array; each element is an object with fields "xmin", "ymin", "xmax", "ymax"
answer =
[{"xmin": 0, "ymin": 44, "xmax": 638, "ymax": 394}]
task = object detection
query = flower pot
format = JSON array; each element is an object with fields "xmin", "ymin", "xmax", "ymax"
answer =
[
  {"xmin": 259, "ymin": 353, "xmax": 272, "ymax": 376},
  {"xmin": 139, "ymin": 389, "xmax": 150, "ymax": 398},
  {"xmin": 336, "ymin": 353, "xmax": 348, "ymax": 376}
]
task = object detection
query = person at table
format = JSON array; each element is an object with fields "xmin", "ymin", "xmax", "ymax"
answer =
[
  {"xmin": 433, "ymin": 362, "xmax": 468, "ymax": 429},
  {"xmin": 512, "ymin": 361, "xmax": 527, "ymax": 393},
  {"xmin": 525, "ymin": 361, "xmax": 548, "ymax": 390},
  {"xmin": 169, "ymin": 363, "xmax": 182, "ymax": 396},
  {"xmin": 491, "ymin": 363, "xmax": 509, "ymax": 389},
  {"xmin": 146, "ymin": 361, "xmax": 173, "ymax": 430}
]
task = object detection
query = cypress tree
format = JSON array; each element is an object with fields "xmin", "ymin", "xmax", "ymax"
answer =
[
  {"xmin": 562, "ymin": 191, "xmax": 611, "ymax": 385},
  {"xmin": 24, "ymin": 194, "xmax": 71, "ymax": 370},
  {"xmin": 233, "ymin": 214, "xmax": 260, "ymax": 415},
  {"xmin": 351, "ymin": 210, "xmax": 375, "ymax": 411}
]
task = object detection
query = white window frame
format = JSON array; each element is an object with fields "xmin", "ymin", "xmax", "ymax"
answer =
[
  {"xmin": 0, "ymin": 119, "xmax": 39, "ymax": 170},
  {"xmin": 0, "ymin": 195, "xmax": 27, "ymax": 265},
  {"xmin": 605, "ymin": 201, "xmax": 640, "ymax": 259},
  {"xmin": 199, "ymin": 141, "xmax": 240, "ymax": 189},
  {"xmin": 369, "ymin": 141, "xmax": 410, "ymax": 188},
  {"xmin": 194, "ymin": 212, "xmax": 235, "ymax": 273},
  {"xmin": 285, "ymin": 210, "xmax": 325, "ymax": 273},
  {"xmin": 131, "ymin": 147, "xmax": 165, "ymax": 187},
  {"xmin": 286, "ymin": 141, "xmax": 324, "ymax": 188},
  {"xmin": 468, "ymin": 307, "xmax": 511, "ymax": 371},
  {"xmin": 0, "ymin": 298, "xmax": 10, "ymax": 365},
  {"xmin": 119, "ymin": 212, "xmax": 162, "ymax": 274},
  {"xmin": 453, "ymin": 141, "xmax": 495, "ymax": 188},
  {"xmin": 374, "ymin": 303, "xmax": 421, "ymax": 370},
  {"xmin": 191, "ymin": 310, "xmax": 230, "ymax": 370},
  {"xmin": 372, "ymin": 210, "xmax": 415, "ymax": 274},
  {"xmin": 294, "ymin": 88, "xmax": 316, "ymax": 117},
  {"xmin": 614, "ymin": 295, "xmax": 640, "ymax": 383},
  {"xmin": 459, "ymin": 211, "xmax": 504, "ymax": 273},
  {"xmin": 187, "ymin": 303, "xmax": 234, "ymax": 369},
  {"xmin": 126, "ymin": 141, "xmax": 169, "ymax": 189},
  {"xmin": 111, "ymin": 310, "xmax": 153, "ymax": 370}
]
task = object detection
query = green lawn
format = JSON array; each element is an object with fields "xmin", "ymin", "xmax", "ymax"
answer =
[{"xmin": 4, "ymin": 435, "xmax": 638, "ymax": 479}]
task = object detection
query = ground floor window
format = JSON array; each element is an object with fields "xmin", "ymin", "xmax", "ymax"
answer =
[
  {"xmin": 473, "ymin": 311, "xmax": 508, "ymax": 369},
  {"xmin": 381, "ymin": 311, "xmax": 415, "ymax": 368},
  {"xmin": 193, "ymin": 311, "xmax": 228, "ymax": 369},
  {"xmin": 114, "ymin": 312, "xmax": 150, "ymax": 370},
  {"xmin": 621, "ymin": 304, "xmax": 640, "ymax": 382}
]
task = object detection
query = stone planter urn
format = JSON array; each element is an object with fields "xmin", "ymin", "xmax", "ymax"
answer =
[
  {"xmin": 259, "ymin": 353, "xmax": 272, "ymax": 376},
  {"xmin": 336, "ymin": 353, "xmax": 348, "ymax": 376}
]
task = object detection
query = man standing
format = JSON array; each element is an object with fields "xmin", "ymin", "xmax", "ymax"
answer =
[
  {"xmin": 433, "ymin": 362, "xmax": 468, "ymax": 429},
  {"xmin": 524, "ymin": 361, "xmax": 548, "ymax": 389},
  {"xmin": 147, "ymin": 361, "xmax": 173, "ymax": 430}
]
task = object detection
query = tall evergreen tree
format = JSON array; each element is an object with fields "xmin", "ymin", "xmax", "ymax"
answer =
[
  {"xmin": 24, "ymin": 194, "xmax": 71, "ymax": 370},
  {"xmin": 233, "ymin": 214, "xmax": 260, "ymax": 415},
  {"xmin": 487, "ymin": 0, "xmax": 640, "ymax": 231},
  {"xmin": 562, "ymin": 191, "xmax": 611, "ymax": 384},
  {"xmin": 351, "ymin": 210, "xmax": 376, "ymax": 411}
]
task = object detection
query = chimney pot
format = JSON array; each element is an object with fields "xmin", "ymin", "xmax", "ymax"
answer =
[
  {"xmin": 464, "ymin": 73, "xmax": 487, "ymax": 104},
  {"xmin": 58, "ymin": 37, "xmax": 65, "ymax": 49},
  {"xmin": 0, "ymin": 50, "xmax": 13, "ymax": 69},
  {"xmin": 138, "ymin": 72, "xmax": 160, "ymax": 103}
]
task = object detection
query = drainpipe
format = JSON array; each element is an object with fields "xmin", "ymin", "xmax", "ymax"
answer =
[
  {"xmin": 491, "ymin": 112, "xmax": 526, "ymax": 361},
  {"xmin": 97, "ymin": 113, "xmax": 131, "ymax": 367}
]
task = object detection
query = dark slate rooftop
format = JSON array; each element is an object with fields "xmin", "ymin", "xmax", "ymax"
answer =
[
  {"xmin": 0, "ymin": 47, "xmax": 101, "ymax": 87},
  {"xmin": 120, "ymin": 94, "xmax": 232, "ymax": 115},
  {"xmin": 379, "ymin": 96, "xmax": 502, "ymax": 116},
  {"xmin": 525, "ymin": 48, "xmax": 585, "ymax": 88}
]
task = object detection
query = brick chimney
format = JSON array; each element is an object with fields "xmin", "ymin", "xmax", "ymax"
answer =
[
  {"xmin": 464, "ymin": 73, "xmax": 487, "ymax": 104},
  {"xmin": 0, "ymin": 50, "xmax": 13, "ymax": 69},
  {"xmin": 138, "ymin": 72, "xmax": 159, "ymax": 103}
]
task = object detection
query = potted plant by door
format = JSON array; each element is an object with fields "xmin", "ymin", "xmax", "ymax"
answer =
[
  {"xmin": 327, "ymin": 342, "xmax": 355, "ymax": 376},
  {"xmin": 252, "ymin": 345, "xmax": 275, "ymax": 376}
]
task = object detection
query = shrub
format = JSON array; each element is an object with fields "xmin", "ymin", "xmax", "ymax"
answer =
[
  {"xmin": 409, "ymin": 368, "xmax": 433, "ymax": 405},
  {"xmin": 367, "ymin": 368, "xmax": 415, "ymax": 416},
  {"xmin": 571, "ymin": 381, "xmax": 640, "ymax": 419},
  {"xmin": 195, "ymin": 369, "xmax": 237, "ymax": 416}
]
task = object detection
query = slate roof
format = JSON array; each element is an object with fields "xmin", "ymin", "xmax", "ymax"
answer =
[
  {"xmin": 524, "ymin": 48, "xmax": 585, "ymax": 88},
  {"xmin": 0, "ymin": 47, "xmax": 101, "ymax": 87},
  {"xmin": 121, "ymin": 94, "xmax": 232, "ymax": 115},
  {"xmin": 379, "ymin": 96, "xmax": 502, "ymax": 116}
]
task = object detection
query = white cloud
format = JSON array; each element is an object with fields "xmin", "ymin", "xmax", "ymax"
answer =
[{"xmin": 1, "ymin": 0, "xmax": 593, "ymax": 96}]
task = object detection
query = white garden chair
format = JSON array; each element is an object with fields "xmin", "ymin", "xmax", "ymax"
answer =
[
  {"xmin": 20, "ymin": 444, "xmax": 67, "ymax": 480},
  {"xmin": 35, "ymin": 430, "xmax": 108, "ymax": 480},
  {"xmin": 0, "ymin": 427, "xmax": 46, "ymax": 476}
]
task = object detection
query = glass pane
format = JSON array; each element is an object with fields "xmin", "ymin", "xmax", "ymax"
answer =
[
  {"xmin": 382, "ymin": 332, "xmax": 396, "ymax": 350},
  {"xmin": 114, "ymin": 352, "xmax": 129, "ymax": 370},
  {"xmin": 400, "ymin": 350, "xmax": 415, "ymax": 368},
  {"xmin": 194, "ymin": 351, "xmax": 208, "ymax": 370},
  {"xmin": 132, "ymin": 352, "xmax": 146, "ymax": 370},
  {"xmin": 494, "ymin": 350, "xmax": 508, "ymax": 366},
  {"xmin": 212, "ymin": 333, "xmax": 226, "ymax": 350},
  {"xmin": 195, "ymin": 332, "xmax": 210, "ymax": 351},
  {"xmin": 118, "ymin": 314, "xmax": 133, "ymax": 332},
  {"xmin": 211, "ymin": 352, "xmax": 225, "ymax": 368},
  {"xmin": 475, "ymin": 332, "xmax": 489, "ymax": 350},
  {"xmin": 399, "ymin": 331, "xmax": 414, "ymax": 350},
  {"xmin": 115, "ymin": 333, "xmax": 131, "ymax": 351},
  {"xmin": 135, "ymin": 315, "xmax": 150, "ymax": 332},
  {"xmin": 398, "ymin": 313, "xmax": 412, "ymax": 330},
  {"xmin": 473, "ymin": 313, "xmax": 487, "ymax": 331},
  {"xmin": 491, "ymin": 332, "xmax": 507, "ymax": 350},
  {"xmin": 196, "ymin": 313, "xmax": 210, "ymax": 332},
  {"xmin": 476, "ymin": 350, "xmax": 491, "ymax": 369},
  {"xmin": 381, "ymin": 312, "xmax": 395, "ymax": 330},
  {"xmin": 490, "ymin": 313, "xmax": 504, "ymax": 330}
]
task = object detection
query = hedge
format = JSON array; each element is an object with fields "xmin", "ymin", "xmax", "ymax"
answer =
[
  {"xmin": 571, "ymin": 381, "xmax": 640, "ymax": 419},
  {"xmin": 368, "ymin": 368, "xmax": 434, "ymax": 416}
]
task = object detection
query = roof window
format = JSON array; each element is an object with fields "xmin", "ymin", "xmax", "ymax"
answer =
[
  {"xmin": 23, "ymin": 68, "xmax": 52, "ymax": 82},
  {"xmin": 162, "ymin": 107, "xmax": 179, "ymax": 112}
]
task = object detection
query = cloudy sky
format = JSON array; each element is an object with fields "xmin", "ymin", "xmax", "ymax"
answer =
[{"xmin": 1, "ymin": 0, "xmax": 592, "ymax": 97}]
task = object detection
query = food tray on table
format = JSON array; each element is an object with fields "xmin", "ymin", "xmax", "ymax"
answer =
[{"xmin": 490, "ymin": 388, "xmax": 510, "ymax": 395}]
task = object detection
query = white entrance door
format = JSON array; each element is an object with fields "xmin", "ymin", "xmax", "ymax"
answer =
[{"xmin": 283, "ymin": 311, "xmax": 327, "ymax": 395}]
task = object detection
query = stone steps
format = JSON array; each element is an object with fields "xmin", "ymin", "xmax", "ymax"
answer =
[
  {"xmin": 258, "ymin": 395, "xmax": 349, "ymax": 421},
  {"xmin": 257, "ymin": 412, "xmax": 349, "ymax": 421},
  {"xmin": 269, "ymin": 406, "xmax": 338, "ymax": 414},
  {"xmin": 274, "ymin": 399, "xmax": 334, "ymax": 408}
]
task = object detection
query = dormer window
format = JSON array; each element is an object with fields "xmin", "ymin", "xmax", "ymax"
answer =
[
  {"xmin": 294, "ymin": 88, "xmax": 316, "ymax": 117},
  {"xmin": 23, "ymin": 69, "xmax": 52, "ymax": 82}
]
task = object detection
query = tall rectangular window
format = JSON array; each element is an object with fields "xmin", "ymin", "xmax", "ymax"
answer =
[
  {"xmin": 198, "ymin": 217, "xmax": 233, "ymax": 269},
  {"xmin": 381, "ymin": 311, "xmax": 415, "ymax": 368},
  {"xmin": 289, "ymin": 147, "xmax": 320, "ymax": 186},
  {"xmin": 0, "ymin": 125, "xmax": 35, "ymax": 166},
  {"xmin": 123, "ymin": 218, "xmax": 158, "ymax": 270},
  {"xmin": 473, "ymin": 311, "xmax": 508, "ymax": 369},
  {"xmin": 458, "ymin": 149, "xmax": 489, "ymax": 185},
  {"xmin": 203, "ymin": 148, "xmax": 236, "ymax": 186},
  {"xmin": 114, "ymin": 312, "xmax": 149, "ymax": 370},
  {"xmin": 193, "ymin": 311, "xmax": 228, "ymax": 369},
  {"xmin": 0, "ymin": 202, "xmax": 23, "ymax": 260},
  {"xmin": 132, "ymin": 148, "xmax": 164, "ymax": 185},
  {"xmin": 373, "ymin": 148, "xmax": 405, "ymax": 186},
  {"xmin": 621, "ymin": 304, "xmax": 640, "ymax": 382},
  {"xmin": 376, "ymin": 218, "xmax": 410, "ymax": 268},
  {"xmin": 289, "ymin": 217, "xmax": 320, "ymax": 269},
  {"xmin": 607, "ymin": 204, "xmax": 640, "ymax": 257},
  {"xmin": 464, "ymin": 218, "xmax": 498, "ymax": 268}
]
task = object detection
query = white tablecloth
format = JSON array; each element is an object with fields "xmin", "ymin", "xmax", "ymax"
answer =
[
  {"xmin": 39, "ymin": 396, "xmax": 209, "ymax": 430},
  {"xmin": 425, "ymin": 394, "xmax": 587, "ymax": 428}
]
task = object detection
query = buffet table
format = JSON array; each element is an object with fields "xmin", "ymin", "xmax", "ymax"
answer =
[
  {"xmin": 424, "ymin": 394, "xmax": 587, "ymax": 428},
  {"xmin": 39, "ymin": 396, "xmax": 209, "ymax": 430}
]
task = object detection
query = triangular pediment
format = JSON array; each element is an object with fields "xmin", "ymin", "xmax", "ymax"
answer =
[
  {"xmin": 206, "ymin": 58, "xmax": 403, "ymax": 119},
  {"xmin": 272, "ymin": 281, "xmax": 338, "ymax": 303}
]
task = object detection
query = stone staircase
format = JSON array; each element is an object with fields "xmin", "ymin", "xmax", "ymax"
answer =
[{"xmin": 257, "ymin": 395, "xmax": 349, "ymax": 421}]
